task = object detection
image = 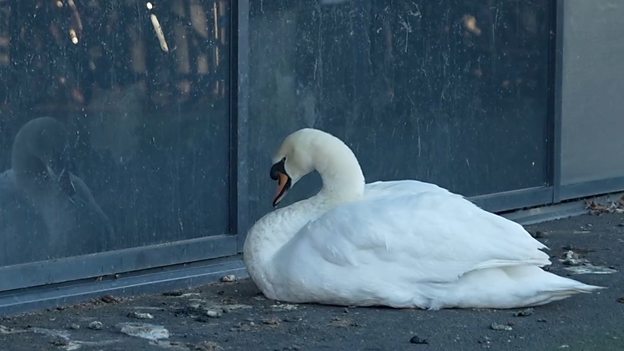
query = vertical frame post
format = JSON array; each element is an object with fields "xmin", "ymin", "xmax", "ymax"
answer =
[
  {"xmin": 552, "ymin": 0, "xmax": 564, "ymax": 203},
  {"xmin": 235, "ymin": 0, "xmax": 250, "ymax": 250}
]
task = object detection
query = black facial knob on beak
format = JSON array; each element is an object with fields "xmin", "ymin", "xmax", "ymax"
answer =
[{"xmin": 270, "ymin": 157, "xmax": 286, "ymax": 180}]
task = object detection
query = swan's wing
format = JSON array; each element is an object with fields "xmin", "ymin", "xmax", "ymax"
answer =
[
  {"xmin": 278, "ymin": 188, "xmax": 549, "ymax": 285},
  {"xmin": 364, "ymin": 180, "xmax": 450, "ymax": 199}
]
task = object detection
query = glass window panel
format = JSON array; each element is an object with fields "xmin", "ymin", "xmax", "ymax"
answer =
[
  {"xmin": 247, "ymin": 0, "xmax": 553, "ymax": 224},
  {"xmin": 0, "ymin": 0, "xmax": 231, "ymax": 266}
]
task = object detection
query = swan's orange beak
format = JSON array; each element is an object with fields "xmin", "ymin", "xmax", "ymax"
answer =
[
  {"xmin": 270, "ymin": 158, "xmax": 291, "ymax": 207},
  {"xmin": 273, "ymin": 172, "xmax": 291, "ymax": 207}
]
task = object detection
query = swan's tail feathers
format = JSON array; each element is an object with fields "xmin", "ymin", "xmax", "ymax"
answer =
[
  {"xmin": 571, "ymin": 283, "xmax": 606, "ymax": 293},
  {"xmin": 529, "ymin": 283, "xmax": 605, "ymax": 306}
]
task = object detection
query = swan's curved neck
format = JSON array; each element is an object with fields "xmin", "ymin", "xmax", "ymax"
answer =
[{"xmin": 313, "ymin": 140, "xmax": 365, "ymax": 205}]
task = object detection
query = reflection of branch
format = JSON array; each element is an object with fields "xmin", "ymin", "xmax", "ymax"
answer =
[
  {"xmin": 67, "ymin": 0, "xmax": 83, "ymax": 31},
  {"xmin": 146, "ymin": 2, "xmax": 169, "ymax": 53},
  {"xmin": 150, "ymin": 14, "xmax": 169, "ymax": 53},
  {"xmin": 212, "ymin": 2, "xmax": 219, "ymax": 41},
  {"xmin": 0, "ymin": 0, "xmax": 9, "ymax": 66},
  {"xmin": 190, "ymin": 1, "xmax": 208, "ymax": 39},
  {"xmin": 3, "ymin": 0, "xmax": 231, "ymax": 108},
  {"xmin": 58, "ymin": 0, "xmax": 83, "ymax": 44}
]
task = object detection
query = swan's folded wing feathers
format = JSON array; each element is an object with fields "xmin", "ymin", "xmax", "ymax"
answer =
[{"xmin": 290, "ymin": 190, "xmax": 550, "ymax": 284}]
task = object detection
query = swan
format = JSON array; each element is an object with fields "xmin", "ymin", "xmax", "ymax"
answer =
[
  {"xmin": 243, "ymin": 128, "xmax": 603, "ymax": 309},
  {"xmin": 0, "ymin": 117, "xmax": 114, "ymax": 266}
]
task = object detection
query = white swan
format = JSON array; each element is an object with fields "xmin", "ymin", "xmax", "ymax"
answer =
[{"xmin": 243, "ymin": 128, "xmax": 602, "ymax": 309}]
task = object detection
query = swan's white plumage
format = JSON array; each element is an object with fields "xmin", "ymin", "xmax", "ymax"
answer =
[{"xmin": 244, "ymin": 128, "xmax": 602, "ymax": 309}]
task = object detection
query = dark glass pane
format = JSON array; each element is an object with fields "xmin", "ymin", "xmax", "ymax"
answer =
[
  {"xmin": 247, "ymin": 0, "xmax": 552, "ymax": 225},
  {"xmin": 0, "ymin": 0, "xmax": 230, "ymax": 266}
]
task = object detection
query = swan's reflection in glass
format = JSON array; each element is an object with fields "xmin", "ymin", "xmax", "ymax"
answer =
[{"xmin": 0, "ymin": 117, "xmax": 113, "ymax": 266}]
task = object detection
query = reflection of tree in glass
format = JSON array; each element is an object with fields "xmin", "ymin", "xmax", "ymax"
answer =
[{"xmin": 0, "ymin": 0, "xmax": 229, "ymax": 110}]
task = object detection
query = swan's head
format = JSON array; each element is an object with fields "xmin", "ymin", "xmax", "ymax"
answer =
[
  {"xmin": 11, "ymin": 117, "xmax": 76, "ymax": 197},
  {"xmin": 269, "ymin": 128, "xmax": 364, "ymax": 207}
]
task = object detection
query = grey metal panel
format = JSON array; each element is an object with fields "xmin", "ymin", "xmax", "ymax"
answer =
[
  {"xmin": 503, "ymin": 198, "xmax": 588, "ymax": 226},
  {"xmin": 0, "ymin": 235, "xmax": 237, "ymax": 292},
  {"xmin": 560, "ymin": 0, "xmax": 624, "ymax": 186},
  {"xmin": 559, "ymin": 176, "xmax": 624, "ymax": 201},
  {"xmin": 504, "ymin": 192, "xmax": 624, "ymax": 225},
  {"xmin": 470, "ymin": 187, "xmax": 553, "ymax": 213}
]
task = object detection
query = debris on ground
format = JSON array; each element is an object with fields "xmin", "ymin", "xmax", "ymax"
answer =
[
  {"xmin": 565, "ymin": 264, "xmax": 618, "ymax": 274},
  {"xmin": 127, "ymin": 311, "xmax": 154, "ymax": 320},
  {"xmin": 205, "ymin": 310, "xmax": 222, "ymax": 318},
  {"xmin": 490, "ymin": 322, "xmax": 513, "ymax": 331},
  {"xmin": 261, "ymin": 316, "xmax": 281, "ymax": 326},
  {"xmin": 561, "ymin": 245, "xmax": 595, "ymax": 254},
  {"xmin": 87, "ymin": 321, "xmax": 103, "ymax": 330},
  {"xmin": 50, "ymin": 336, "xmax": 70, "ymax": 346},
  {"xmin": 513, "ymin": 308, "xmax": 534, "ymax": 317},
  {"xmin": 117, "ymin": 322, "xmax": 169, "ymax": 341},
  {"xmin": 192, "ymin": 341, "xmax": 224, "ymax": 351},
  {"xmin": 586, "ymin": 197, "xmax": 624, "ymax": 215},
  {"xmin": 409, "ymin": 335, "xmax": 429, "ymax": 344},
  {"xmin": 560, "ymin": 250, "xmax": 590, "ymax": 266},
  {"xmin": 282, "ymin": 315, "xmax": 303, "ymax": 323},
  {"xmin": 220, "ymin": 274, "xmax": 236, "ymax": 283},
  {"xmin": 559, "ymin": 250, "xmax": 617, "ymax": 274},
  {"xmin": 0, "ymin": 325, "xmax": 27, "ymax": 335},
  {"xmin": 271, "ymin": 304, "xmax": 298, "ymax": 311},
  {"xmin": 178, "ymin": 299, "xmax": 252, "ymax": 321},
  {"xmin": 100, "ymin": 295, "xmax": 122, "ymax": 304}
]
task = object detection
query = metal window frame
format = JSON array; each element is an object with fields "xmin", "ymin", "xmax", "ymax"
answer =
[
  {"xmin": 235, "ymin": 0, "xmax": 251, "ymax": 250},
  {"xmin": 0, "ymin": 235, "xmax": 237, "ymax": 291},
  {"xmin": 552, "ymin": 0, "xmax": 564, "ymax": 203}
]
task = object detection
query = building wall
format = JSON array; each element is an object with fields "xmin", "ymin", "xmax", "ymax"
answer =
[{"xmin": 2, "ymin": 0, "xmax": 624, "ymax": 300}]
